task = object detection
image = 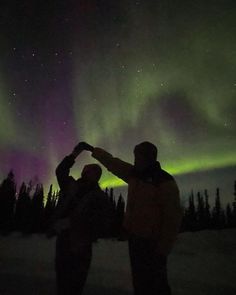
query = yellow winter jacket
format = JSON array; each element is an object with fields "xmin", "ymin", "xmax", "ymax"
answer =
[{"xmin": 92, "ymin": 148, "xmax": 183, "ymax": 254}]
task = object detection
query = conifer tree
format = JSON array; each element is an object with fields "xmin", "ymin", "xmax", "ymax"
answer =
[
  {"xmin": 212, "ymin": 188, "xmax": 224, "ymax": 229},
  {"xmin": 109, "ymin": 188, "xmax": 116, "ymax": 214},
  {"xmin": 226, "ymin": 203, "xmax": 233, "ymax": 228},
  {"xmin": 31, "ymin": 183, "xmax": 44, "ymax": 233},
  {"xmin": 204, "ymin": 189, "xmax": 211, "ymax": 229},
  {"xmin": 14, "ymin": 182, "xmax": 31, "ymax": 233},
  {"xmin": 0, "ymin": 170, "xmax": 16, "ymax": 234},
  {"xmin": 43, "ymin": 184, "xmax": 55, "ymax": 230},
  {"xmin": 196, "ymin": 192, "xmax": 205, "ymax": 230},
  {"xmin": 187, "ymin": 190, "xmax": 197, "ymax": 231},
  {"xmin": 115, "ymin": 194, "xmax": 125, "ymax": 236}
]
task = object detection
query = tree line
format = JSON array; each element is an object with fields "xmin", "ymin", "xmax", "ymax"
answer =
[
  {"xmin": 0, "ymin": 171, "xmax": 125, "ymax": 237},
  {"xmin": 181, "ymin": 184, "xmax": 236, "ymax": 231},
  {"xmin": 0, "ymin": 170, "xmax": 235, "ymax": 236}
]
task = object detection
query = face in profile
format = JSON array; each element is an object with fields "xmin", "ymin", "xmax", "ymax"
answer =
[{"xmin": 81, "ymin": 164, "xmax": 102, "ymax": 184}]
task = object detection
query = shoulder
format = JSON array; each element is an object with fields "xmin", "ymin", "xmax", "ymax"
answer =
[
  {"xmin": 66, "ymin": 176, "xmax": 77, "ymax": 188},
  {"xmin": 160, "ymin": 169, "xmax": 175, "ymax": 182}
]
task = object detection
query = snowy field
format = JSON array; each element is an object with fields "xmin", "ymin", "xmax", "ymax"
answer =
[{"xmin": 0, "ymin": 229, "xmax": 236, "ymax": 295}]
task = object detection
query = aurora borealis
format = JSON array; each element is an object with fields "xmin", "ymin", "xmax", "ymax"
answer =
[{"xmin": 0, "ymin": 0, "xmax": 235, "ymax": 195}]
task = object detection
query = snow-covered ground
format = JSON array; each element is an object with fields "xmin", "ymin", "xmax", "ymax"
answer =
[{"xmin": 0, "ymin": 229, "xmax": 236, "ymax": 295}]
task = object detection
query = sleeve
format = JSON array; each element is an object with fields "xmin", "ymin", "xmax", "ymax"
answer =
[
  {"xmin": 55, "ymin": 179, "xmax": 78, "ymax": 216},
  {"xmin": 55, "ymin": 154, "xmax": 75, "ymax": 191},
  {"xmin": 158, "ymin": 180, "xmax": 183, "ymax": 255},
  {"xmin": 92, "ymin": 147, "xmax": 133, "ymax": 183}
]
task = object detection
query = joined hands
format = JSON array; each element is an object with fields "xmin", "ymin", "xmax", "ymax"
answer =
[{"xmin": 72, "ymin": 142, "xmax": 94, "ymax": 157}]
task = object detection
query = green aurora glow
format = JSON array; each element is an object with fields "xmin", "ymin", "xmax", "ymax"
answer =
[
  {"xmin": 0, "ymin": 1, "xmax": 235, "ymax": 192},
  {"xmin": 69, "ymin": 1, "xmax": 236, "ymax": 189}
]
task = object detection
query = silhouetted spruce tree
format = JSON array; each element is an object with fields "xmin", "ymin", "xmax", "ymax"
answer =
[
  {"xmin": 204, "ymin": 189, "xmax": 211, "ymax": 229},
  {"xmin": 31, "ymin": 183, "xmax": 44, "ymax": 233},
  {"xmin": 109, "ymin": 188, "xmax": 116, "ymax": 208},
  {"xmin": 109, "ymin": 188, "xmax": 117, "ymax": 217},
  {"xmin": 114, "ymin": 194, "xmax": 125, "ymax": 236},
  {"xmin": 226, "ymin": 203, "xmax": 233, "ymax": 227},
  {"xmin": 222, "ymin": 209, "xmax": 226, "ymax": 229},
  {"xmin": 0, "ymin": 170, "xmax": 16, "ymax": 234},
  {"xmin": 186, "ymin": 190, "xmax": 197, "ymax": 231},
  {"xmin": 43, "ymin": 184, "xmax": 55, "ymax": 231},
  {"xmin": 196, "ymin": 192, "xmax": 205, "ymax": 230},
  {"xmin": 53, "ymin": 190, "xmax": 59, "ymax": 207},
  {"xmin": 14, "ymin": 182, "xmax": 32, "ymax": 233},
  {"xmin": 212, "ymin": 188, "xmax": 224, "ymax": 229},
  {"xmin": 105, "ymin": 187, "xmax": 109, "ymax": 196}
]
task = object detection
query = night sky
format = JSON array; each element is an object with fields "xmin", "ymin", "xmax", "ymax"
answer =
[{"xmin": 0, "ymin": 0, "xmax": 235, "ymax": 199}]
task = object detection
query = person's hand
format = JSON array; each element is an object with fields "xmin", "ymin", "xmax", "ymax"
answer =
[
  {"xmin": 80, "ymin": 142, "xmax": 94, "ymax": 151},
  {"xmin": 72, "ymin": 142, "xmax": 94, "ymax": 157}
]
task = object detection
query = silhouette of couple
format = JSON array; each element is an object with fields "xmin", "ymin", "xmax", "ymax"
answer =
[{"xmin": 50, "ymin": 141, "xmax": 183, "ymax": 295}]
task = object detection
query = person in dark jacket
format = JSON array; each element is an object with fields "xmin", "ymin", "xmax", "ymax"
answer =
[
  {"xmin": 78, "ymin": 141, "xmax": 183, "ymax": 295},
  {"xmin": 52, "ymin": 142, "xmax": 103, "ymax": 295}
]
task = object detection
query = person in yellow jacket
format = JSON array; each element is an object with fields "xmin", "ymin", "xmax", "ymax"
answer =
[{"xmin": 77, "ymin": 141, "xmax": 183, "ymax": 295}]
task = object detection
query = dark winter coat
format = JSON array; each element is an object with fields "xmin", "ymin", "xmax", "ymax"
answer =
[{"xmin": 54, "ymin": 155, "xmax": 106, "ymax": 244}]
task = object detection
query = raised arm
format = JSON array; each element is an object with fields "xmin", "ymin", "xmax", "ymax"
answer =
[
  {"xmin": 55, "ymin": 155, "xmax": 76, "ymax": 192},
  {"xmin": 68, "ymin": 142, "xmax": 133, "ymax": 183},
  {"xmin": 92, "ymin": 148, "xmax": 133, "ymax": 183},
  {"xmin": 55, "ymin": 143, "xmax": 84, "ymax": 191}
]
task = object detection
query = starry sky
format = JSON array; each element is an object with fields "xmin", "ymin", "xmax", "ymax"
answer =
[{"xmin": 0, "ymin": 0, "xmax": 235, "ymax": 200}]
